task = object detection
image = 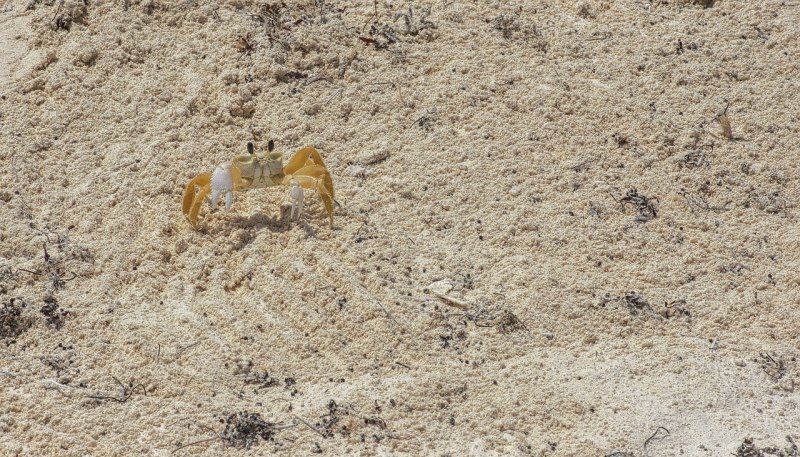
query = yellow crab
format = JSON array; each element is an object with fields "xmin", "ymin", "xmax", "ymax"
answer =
[{"xmin": 182, "ymin": 141, "xmax": 335, "ymax": 228}]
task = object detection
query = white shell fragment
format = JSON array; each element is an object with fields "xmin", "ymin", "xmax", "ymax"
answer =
[{"xmin": 428, "ymin": 279, "xmax": 470, "ymax": 309}]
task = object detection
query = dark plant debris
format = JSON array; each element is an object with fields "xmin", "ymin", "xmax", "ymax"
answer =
[
  {"xmin": 1, "ymin": 298, "xmax": 32, "ymax": 340},
  {"xmin": 489, "ymin": 9, "xmax": 546, "ymax": 49},
  {"xmin": 319, "ymin": 400, "xmax": 350, "ymax": 438},
  {"xmin": 361, "ymin": 23, "xmax": 397, "ymax": 49},
  {"xmin": 492, "ymin": 14, "xmax": 521, "ymax": 39},
  {"xmin": 19, "ymin": 224, "xmax": 91, "ymax": 292},
  {"xmin": 88, "ymin": 376, "xmax": 147, "ymax": 403},
  {"xmin": 613, "ymin": 188, "xmax": 658, "ymax": 222},
  {"xmin": 0, "ymin": 266, "xmax": 15, "ymax": 295},
  {"xmin": 624, "ymin": 292, "xmax": 652, "ymax": 315},
  {"xmin": 314, "ymin": 400, "xmax": 387, "ymax": 439},
  {"xmin": 494, "ymin": 309, "xmax": 527, "ymax": 334},
  {"xmin": 690, "ymin": 0, "xmax": 717, "ymax": 8},
  {"xmin": 736, "ymin": 436, "xmax": 798, "ymax": 457},
  {"xmin": 40, "ymin": 296, "xmax": 70, "ymax": 330},
  {"xmin": 222, "ymin": 411, "xmax": 276, "ymax": 449},
  {"xmin": 394, "ymin": 6, "xmax": 435, "ymax": 37},
  {"xmin": 746, "ymin": 189, "xmax": 790, "ymax": 217},
  {"xmin": 679, "ymin": 149, "xmax": 710, "ymax": 168},
  {"xmin": 612, "ymin": 132, "xmax": 631, "ymax": 148},
  {"xmin": 758, "ymin": 352, "xmax": 787, "ymax": 381},
  {"xmin": 251, "ymin": 2, "xmax": 288, "ymax": 43},
  {"xmin": 598, "ymin": 292, "xmax": 675, "ymax": 319},
  {"xmin": 234, "ymin": 33, "xmax": 257, "ymax": 56},
  {"xmin": 51, "ymin": 0, "xmax": 89, "ymax": 31},
  {"xmin": 413, "ymin": 110, "xmax": 437, "ymax": 131},
  {"xmin": 678, "ymin": 188, "xmax": 731, "ymax": 213},
  {"xmin": 644, "ymin": 426, "xmax": 670, "ymax": 449},
  {"xmin": 244, "ymin": 371, "xmax": 281, "ymax": 389},
  {"xmin": 438, "ymin": 305, "xmax": 527, "ymax": 337},
  {"xmin": 659, "ymin": 300, "xmax": 691, "ymax": 319}
]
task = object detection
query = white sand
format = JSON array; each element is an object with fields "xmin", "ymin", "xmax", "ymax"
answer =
[{"xmin": 1, "ymin": 0, "xmax": 799, "ymax": 455}]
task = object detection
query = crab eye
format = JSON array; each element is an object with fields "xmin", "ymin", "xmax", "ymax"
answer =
[
  {"xmin": 268, "ymin": 139, "xmax": 275, "ymax": 152},
  {"xmin": 247, "ymin": 142, "xmax": 254, "ymax": 155}
]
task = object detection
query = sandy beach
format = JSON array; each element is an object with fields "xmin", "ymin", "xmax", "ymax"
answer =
[{"xmin": 1, "ymin": 0, "xmax": 799, "ymax": 455}]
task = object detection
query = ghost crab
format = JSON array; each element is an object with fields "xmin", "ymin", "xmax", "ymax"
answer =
[{"xmin": 182, "ymin": 141, "xmax": 335, "ymax": 228}]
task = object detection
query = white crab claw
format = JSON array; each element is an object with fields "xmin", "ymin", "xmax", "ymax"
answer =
[
  {"xmin": 289, "ymin": 179, "xmax": 304, "ymax": 220},
  {"xmin": 211, "ymin": 163, "xmax": 234, "ymax": 211}
]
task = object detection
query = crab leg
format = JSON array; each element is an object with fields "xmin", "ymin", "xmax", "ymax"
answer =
[
  {"xmin": 284, "ymin": 147, "xmax": 328, "ymax": 175},
  {"xmin": 289, "ymin": 174, "xmax": 334, "ymax": 227},
  {"xmin": 182, "ymin": 172, "xmax": 212, "ymax": 228},
  {"xmin": 284, "ymin": 148, "xmax": 335, "ymax": 224},
  {"xmin": 292, "ymin": 163, "xmax": 334, "ymax": 198},
  {"xmin": 291, "ymin": 164, "xmax": 334, "ymax": 200}
]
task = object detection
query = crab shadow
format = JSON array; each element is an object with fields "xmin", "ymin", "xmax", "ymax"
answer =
[{"xmin": 223, "ymin": 207, "xmax": 318, "ymax": 238}]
